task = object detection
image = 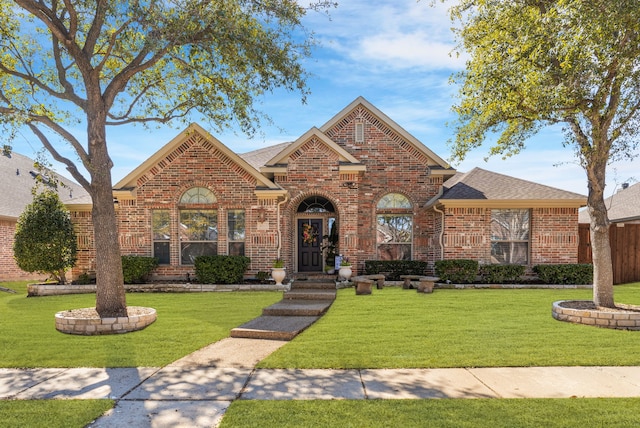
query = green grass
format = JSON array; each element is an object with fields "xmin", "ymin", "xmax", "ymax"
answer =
[
  {"xmin": 0, "ymin": 281, "xmax": 282, "ymax": 367},
  {"xmin": 0, "ymin": 400, "xmax": 113, "ymax": 428},
  {"xmin": 259, "ymin": 283, "xmax": 640, "ymax": 368},
  {"xmin": 220, "ymin": 398, "xmax": 640, "ymax": 427},
  {"xmin": 3, "ymin": 281, "xmax": 640, "ymax": 426}
]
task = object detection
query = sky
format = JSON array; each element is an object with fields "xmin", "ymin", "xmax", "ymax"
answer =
[{"xmin": 8, "ymin": 0, "xmax": 638, "ymax": 197}]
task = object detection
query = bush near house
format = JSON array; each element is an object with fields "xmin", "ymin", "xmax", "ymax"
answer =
[
  {"xmin": 479, "ymin": 264, "xmax": 525, "ymax": 284},
  {"xmin": 533, "ymin": 264, "xmax": 593, "ymax": 285},
  {"xmin": 195, "ymin": 255, "xmax": 250, "ymax": 284},
  {"xmin": 365, "ymin": 260, "xmax": 428, "ymax": 280},
  {"xmin": 435, "ymin": 259, "xmax": 479, "ymax": 283},
  {"xmin": 121, "ymin": 256, "xmax": 159, "ymax": 284}
]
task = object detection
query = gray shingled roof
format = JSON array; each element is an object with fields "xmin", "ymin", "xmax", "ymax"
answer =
[
  {"xmin": 578, "ymin": 182, "xmax": 640, "ymax": 223},
  {"xmin": 0, "ymin": 152, "xmax": 90, "ymax": 220},
  {"xmin": 441, "ymin": 167, "xmax": 586, "ymax": 201},
  {"xmin": 239, "ymin": 141, "xmax": 292, "ymax": 170}
]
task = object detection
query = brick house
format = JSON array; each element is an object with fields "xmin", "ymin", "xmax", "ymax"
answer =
[
  {"xmin": 0, "ymin": 151, "xmax": 88, "ymax": 281},
  {"xmin": 2, "ymin": 97, "xmax": 586, "ymax": 282},
  {"xmin": 64, "ymin": 97, "xmax": 585, "ymax": 281}
]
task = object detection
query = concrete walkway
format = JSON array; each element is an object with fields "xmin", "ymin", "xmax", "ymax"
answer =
[{"xmin": 2, "ymin": 337, "xmax": 640, "ymax": 427}]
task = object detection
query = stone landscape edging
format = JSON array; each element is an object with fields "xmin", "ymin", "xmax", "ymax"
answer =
[
  {"xmin": 27, "ymin": 282, "xmax": 289, "ymax": 296},
  {"xmin": 552, "ymin": 300, "xmax": 640, "ymax": 330}
]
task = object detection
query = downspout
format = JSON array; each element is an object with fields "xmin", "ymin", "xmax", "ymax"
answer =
[
  {"xmin": 433, "ymin": 204, "xmax": 445, "ymax": 261},
  {"xmin": 276, "ymin": 195, "xmax": 289, "ymax": 260},
  {"xmin": 425, "ymin": 188, "xmax": 445, "ymax": 261}
]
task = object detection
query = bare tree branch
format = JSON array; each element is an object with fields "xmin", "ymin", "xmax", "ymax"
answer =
[{"xmin": 26, "ymin": 122, "xmax": 91, "ymax": 191}]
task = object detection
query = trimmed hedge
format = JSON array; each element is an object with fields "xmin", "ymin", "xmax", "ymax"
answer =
[
  {"xmin": 195, "ymin": 255, "xmax": 250, "ymax": 284},
  {"xmin": 364, "ymin": 260, "xmax": 428, "ymax": 280},
  {"xmin": 533, "ymin": 264, "xmax": 593, "ymax": 285},
  {"xmin": 122, "ymin": 256, "xmax": 159, "ymax": 284},
  {"xmin": 479, "ymin": 264, "xmax": 525, "ymax": 284},
  {"xmin": 434, "ymin": 259, "xmax": 478, "ymax": 283}
]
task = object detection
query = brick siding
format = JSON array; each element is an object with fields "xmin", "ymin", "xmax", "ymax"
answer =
[
  {"xmin": 60, "ymin": 104, "xmax": 580, "ymax": 282},
  {"xmin": 0, "ymin": 220, "xmax": 41, "ymax": 281}
]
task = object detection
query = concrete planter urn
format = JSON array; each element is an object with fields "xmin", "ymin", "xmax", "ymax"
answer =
[
  {"xmin": 338, "ymin": 265, "xmax": 352, "ymax": 282},
  {"xmin": 271, "ymin": 267, "xmax": 286, "ymax": 286}
]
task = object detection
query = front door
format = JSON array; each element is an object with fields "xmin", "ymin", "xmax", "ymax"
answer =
[{"xmin": 298, "ymin": 218, "xmax": 323, "ymax": 272}]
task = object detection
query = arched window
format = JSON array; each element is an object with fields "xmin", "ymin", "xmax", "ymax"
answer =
[
  {"xmin": 377, "ymin": 193, "xmax": 412, "ymax": 209},
  {"xmin": 297, "ymin": 196, "xmax": 335, "ymax": 213},
  {"xmin": 180, "ymin": 187, "xmax": 216, "ymax": 204},
  {"xmin": 178, "ymin": 187, "xmax": 217, "ymax": 264},
  {"xmin": 376, "ymin": 193, "xmax": 413, "ymax": 260}
]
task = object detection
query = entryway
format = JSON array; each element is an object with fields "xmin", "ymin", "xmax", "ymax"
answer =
[
  {"xmin": 295, "ymin": 195, "xmax": 338, "ymax": 273},
  {"xmin": 298, "ymin": 218, "xmax": 323, "ymax": 272}
]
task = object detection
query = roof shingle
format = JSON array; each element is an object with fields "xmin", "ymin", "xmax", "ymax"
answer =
[
  {"xmin": 441, "ymin": 167, "xmax": 586, "ymax": 201},
  {"xmin": 578, "ymin": 182, "xmax": 640, "ymax": 223},
  {"xmin": 0, "ymin": 152, "xmax": 90, "ymax": 220}
]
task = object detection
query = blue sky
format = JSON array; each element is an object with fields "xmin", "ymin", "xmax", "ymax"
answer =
[{"xmin": 9, "ymin": 0, "xmax": 638, "ymax": 197}]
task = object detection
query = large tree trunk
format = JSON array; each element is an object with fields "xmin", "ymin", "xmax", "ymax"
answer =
[
  {"xmin": 88, "ymin": 119, "xmax": 127, "ymax": 318},
  {"xmin": 586, "ymin": 157, "xmax": 614, "ymax": 308}
]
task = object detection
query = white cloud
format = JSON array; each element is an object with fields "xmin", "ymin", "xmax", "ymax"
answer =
[
  {"xmin": 358, "ymin": 32, "xmax": 462, "ymax": 70},
  {"xmin": 308, "ymin": 0, "xmax": 464, "ymax": 72}
]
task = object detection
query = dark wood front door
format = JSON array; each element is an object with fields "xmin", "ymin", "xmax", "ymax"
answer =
[{"xmin": 298, "ymin": 218, "xmax": 323, "ymax": 272}]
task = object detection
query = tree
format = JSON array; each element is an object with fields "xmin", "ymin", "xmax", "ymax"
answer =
[
  {"xmin": 14, "ymin": 190, "xmax": 77, "ymax": 284},
  {"xmin": 0, "ymin": 1, "xmax": 332, "ymax": 317},
  {"xmin": 448, "ymin": 0, "xmax": 640, "ymax": 307}
]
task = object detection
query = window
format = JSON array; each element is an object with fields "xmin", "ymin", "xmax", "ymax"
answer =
[
  {"xmin": 178, "ymin": 187, "xmax": 217, "ymax": 264},
  {"xmin": 491, "ymin": 209, "xmax": 530, "ymax": 264},
  {"xmin": 180, "ymin": 187, "xmax": 216, "ymax": 204},
  {"xmin": 179, "ymin": 209, "xmax": 218, "ymax": 264},
  {"xmin": 376, "ymin": 193, "xmax": 413, "ymax": 260},
  {"xmin": 152, "ymin": 210, "xmax": 171, "ymax": 264},
  {"xmin": 228, "ymin": 209, "xmax": 245, "ymax": 256}
]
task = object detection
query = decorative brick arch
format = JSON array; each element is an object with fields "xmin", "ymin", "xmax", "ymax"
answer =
[{"xmin": 285, "ymin": 191, "xmax": 342, "ymax": 273}]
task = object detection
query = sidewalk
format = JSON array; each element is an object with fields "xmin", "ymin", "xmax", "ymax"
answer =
[{"xmin": 2, "ymin": 338, "xmax": 640, "ymax": 427}]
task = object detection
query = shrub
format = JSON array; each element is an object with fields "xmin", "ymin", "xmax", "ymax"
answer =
[
  {"xmin": 13, "ymin": 190, "xmax": 77, "ymax": 284},
  {"xmin": 121, "ymin": 256, "xmax": 159, "ymax": 284},
  {"xmin": 434, "ymin": 259, "xmax": 479, "ymax": 283},
  {"xmin": 479, "ymin": 264, "xmax": 525, "ymax": 283},
  {"xmin": 533, "ymin": 264, "xmax": 593, "ymax": 285},
  {"xmin": 256, "ymin": 271, "xmax": 270, "ymax": 282},
  {"xmin": 195, "ymin": 255, "xmax": 250, "ymax": 284},
  {"xmin": 364, "ymin": 260, "xmax": 428, "ymax": 280}
]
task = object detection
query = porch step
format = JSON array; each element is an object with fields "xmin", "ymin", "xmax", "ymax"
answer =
[
  {"xmin": 290, "ymin": 277, "xmax": 337, "ymax": 290},
  {"xmin": 230, "ymin": 316, "xmax": 320, "ymax": 341},
  {"xmin": 262, "ymin": 299, "xmax": 333, "ymax": 316},
  {"xmin": 230, "ymin": 273, "xmax": 337, "ymax": 341},
  {"xmin": 284, "ymin": 289, "xmax": 336, "ymax": 301}
]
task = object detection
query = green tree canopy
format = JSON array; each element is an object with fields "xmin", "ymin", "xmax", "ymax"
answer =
[
  {"xmin": 449, "ymin": 0, "xmax": 640, "ymax": 307},
  {"xmin": 0, "ymin": 0, "xmax": 331, "ymax": 316},
  {"xmin": 14, "ymin": 190, "xmax": 77, "ymax": 284}
]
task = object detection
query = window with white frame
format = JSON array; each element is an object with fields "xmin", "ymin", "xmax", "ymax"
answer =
[
  {"xmin": 376, "ymin": 193, "xmax": 413, "ymax": 260},
  {"xmin": 491, "ymin": 209, "xmax": 530, "ymax": 264},
  {"xmin": 179, "ymin": 187, "xmax": 217, "ymax": 264},
  {"xmin": 227, "ymin": 209, "xmax": 245, "ymax": 256}
]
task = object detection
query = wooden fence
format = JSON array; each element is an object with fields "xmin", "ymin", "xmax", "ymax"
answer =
[{"xmin": 578, "ymin": 223, "xmax": 640, "ymax": 284}]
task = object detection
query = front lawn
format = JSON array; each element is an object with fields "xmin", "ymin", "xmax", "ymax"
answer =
[
  {"xmin": 259, "ymin": 283, "xmax": 640, "ymax": 368},
  {"xmin": 0, "ymin": 400, "xmax": 113, "ymax": 428},
  {"xmin": 220, "ymin": 398, "xmax": 640, "ymax": 428},
  {"xmin": 0, "ymin": 281, "xmax": 281, "ymax": 368}
]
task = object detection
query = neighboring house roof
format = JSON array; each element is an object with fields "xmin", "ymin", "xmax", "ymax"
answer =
[
  {"xmin": 578, "ymin": 182, "xmax": 640, "ymax": 223},
  {"xmin": 433, "ymin": 167, "xmax": 586, "ymax": 208},
  {"xmin": 0, "ymin": 151, "xmax": 90, "ymax": 221}
]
